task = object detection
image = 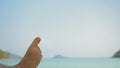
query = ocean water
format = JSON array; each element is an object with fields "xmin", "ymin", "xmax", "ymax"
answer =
[{"xmin": 0, "ymin": 58, "xmax": 120, "ymax": 68}]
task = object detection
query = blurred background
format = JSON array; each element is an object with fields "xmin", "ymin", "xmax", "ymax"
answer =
[{"xmin": 0, "ymin": 0, "xmax": 120, "ymax": 59}]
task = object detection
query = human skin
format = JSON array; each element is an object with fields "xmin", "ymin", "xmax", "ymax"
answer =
[{"xmin": 0, "ymin": 37, "xmax": 42, "ymax": 68}]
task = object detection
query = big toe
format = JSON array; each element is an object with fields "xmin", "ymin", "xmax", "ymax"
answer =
[{"xmin": 32, "ymin": 37, "xmax": 41, "ymax": 45}]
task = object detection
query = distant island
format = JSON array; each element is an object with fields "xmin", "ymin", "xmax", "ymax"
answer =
[
  {"xmin": 113, "ymin": 50, "xmax": 120, "ymax": 58},
  {"xmin": 0, "ymin": 49, "xmax": 21, "ymax": 59},
  {"xmin": 53, "ymin": 55, "xmax": 69, "ymax": 59}
]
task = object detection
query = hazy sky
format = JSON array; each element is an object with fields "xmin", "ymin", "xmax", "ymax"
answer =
[{"xmin": 0, "ymin": 0, "xmax": 120, "ymax": 58}]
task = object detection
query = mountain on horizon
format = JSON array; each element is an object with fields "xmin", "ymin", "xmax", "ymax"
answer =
[
  {"xmin": 0, "ymin": 49, "xmax": 21, "ymax": 59},
  {"xmin": 113, "ymin": 50, "xmax": 120, "ymax": 58},
  {"xmin": 53, "ymin": 55, "xmax": 69, "ymax": 59}
]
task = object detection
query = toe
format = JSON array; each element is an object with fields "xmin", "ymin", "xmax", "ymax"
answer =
[{"xmin": 32, "ymin": 37, "xmax": 41, "ymax": 46}]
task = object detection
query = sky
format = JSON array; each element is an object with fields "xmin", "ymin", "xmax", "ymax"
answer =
[{"xmin": 0, "ymin": 0, "xmax": 120, "ymax": 58}]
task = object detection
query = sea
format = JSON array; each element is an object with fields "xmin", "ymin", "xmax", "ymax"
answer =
[{"xmin": 0, "ymin": 58, "xmax": 120, "ymax": 68}]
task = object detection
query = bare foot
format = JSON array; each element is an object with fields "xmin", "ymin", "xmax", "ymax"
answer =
[{"xmin": 0, "ymin": 37, "xmax": 42, "ymax": 68}]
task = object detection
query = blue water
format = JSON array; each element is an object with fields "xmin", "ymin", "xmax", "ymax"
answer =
[{"xmin": 0, "ymin": 58, "xmax": 120, "ymax": 68}]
